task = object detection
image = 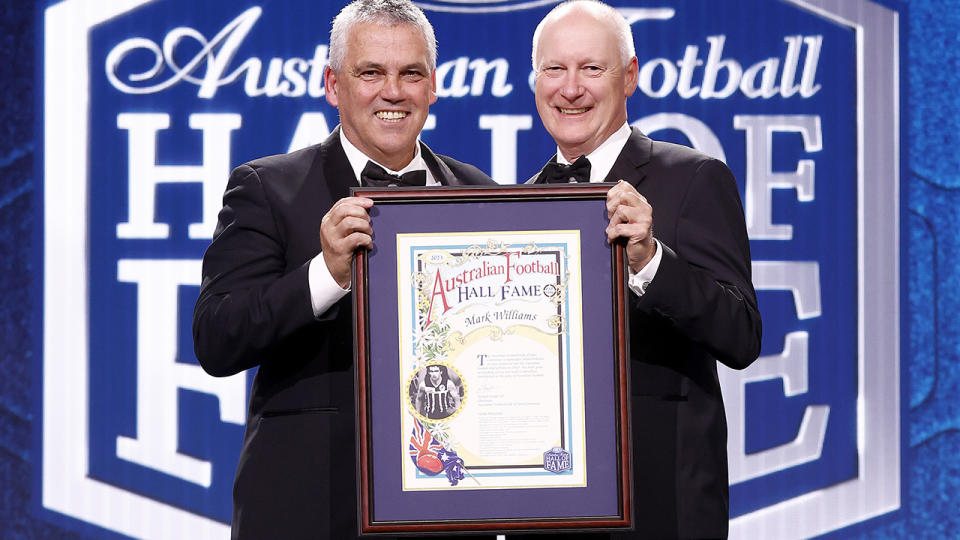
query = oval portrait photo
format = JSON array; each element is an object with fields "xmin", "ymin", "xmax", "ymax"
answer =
[{"xmin": 407, "ymin": 363, "xmax": 466, "ymax": 421}]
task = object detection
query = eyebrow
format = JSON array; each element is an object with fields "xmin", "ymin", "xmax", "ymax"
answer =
[
  {"xmin": 551, "ymin": 60, "xmax": 602, "ymax": 67},
  {"xmin": 400, "ymin": 61, "xmax": 429, "ymax": 72},
  {"xmin": 351, "ymin": 61, "xmax": 385, "ymax": 73},
  {"xmin": 351, "ymin": 61, "xmax": 429, "ymax": 73}
]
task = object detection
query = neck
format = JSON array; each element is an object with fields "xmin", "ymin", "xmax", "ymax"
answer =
[
  {"xmin": 557, "ymin": 116, "xmax": 628, "ymax": 162},
  {"xmin": 379, "ymin": 148, "xmax": 416, "ymax": 172},
  {"xmin": 558, "ymin": 148, "xmax": 589, "ymax": 163},
  {"xmin": 340, "ymin": 127, "xmax": 418, "ymax": 172}
]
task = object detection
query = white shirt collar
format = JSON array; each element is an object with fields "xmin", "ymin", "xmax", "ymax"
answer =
[
  {"xmin": 339, "ymin": 127, "xmax": 437, "ymax": 185},
  {"xmin": 556, "ymin": 122, "xmax": 632, "ymax": 183}
]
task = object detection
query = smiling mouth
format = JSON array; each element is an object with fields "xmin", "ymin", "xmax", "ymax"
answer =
[
  {"xmin": 376, "ymin": 110, "xmax": 408, "ymax": 122},
  {"xmin": 558, "ymin": 107, "xmax": 589, "ymax": 115}
]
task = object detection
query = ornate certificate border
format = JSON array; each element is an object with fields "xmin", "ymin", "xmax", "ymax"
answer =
[
  {"xmin": 396, "ymin": 230, "xmax": 586, "ymax": 491},
  {"xmin": 353, "ymin": 185, "xmax": 631, "ymax": 534}
]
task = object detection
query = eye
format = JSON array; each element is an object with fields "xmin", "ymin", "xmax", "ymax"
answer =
[
  {"xmin": 582, "ymin": 65, "xmax": 603, "ymax": 76},
  {"xmin": 357, "ymin": 68, "xmax": 384, "ymax": 81},
  {"xmin": 402, "ymin": 69, "xmax": 426, "ymax": 81},
  {"xmin": 542, "ymin": 65, "xmax": 565, "ymax": 77}
]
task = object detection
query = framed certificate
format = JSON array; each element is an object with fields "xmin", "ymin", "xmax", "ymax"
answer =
[{"xmin": 353, "ymin": 184, "xmax": 631, "ymax": 535}]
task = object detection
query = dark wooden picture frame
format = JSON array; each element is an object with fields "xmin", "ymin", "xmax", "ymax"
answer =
[{"xmin": 352, "ymin": 185, "xmax": 631, "ymax": 535}]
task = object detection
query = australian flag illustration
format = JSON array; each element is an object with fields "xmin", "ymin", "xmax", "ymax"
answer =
[{"xmin": 409, "ymin": 418, "xmax": 466, "ymax": 486}]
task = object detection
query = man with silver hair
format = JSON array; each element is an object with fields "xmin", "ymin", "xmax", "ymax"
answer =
[
  {"xmin": 526, "ymin": 1, "xmax": 762, "ymax": 538},
  {"xmin": 329, "ymin": 0, "xmax": 437, "ymax": 73},
  {"xmin": 193, "ymin": 0, "xmax": 492, "ymax": 538}
]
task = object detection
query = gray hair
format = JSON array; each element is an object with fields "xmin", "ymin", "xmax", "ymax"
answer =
[
  {"xmin": 531, "ymin": 0, "xmax": 635, "ymax": 71},
  {"xmin": 329, "ymin": 0, "xmax": 438, "ymax": 72}
]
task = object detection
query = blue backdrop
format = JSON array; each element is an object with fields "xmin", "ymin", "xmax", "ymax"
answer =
[{"xmin": 0, "ymin": 0, "xmax": 957, "ymax": 538}]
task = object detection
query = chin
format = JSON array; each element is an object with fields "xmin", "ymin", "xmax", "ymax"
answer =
[{"xmin": 555, "ymin": 134, "xmax": 589, "ymax": 150}]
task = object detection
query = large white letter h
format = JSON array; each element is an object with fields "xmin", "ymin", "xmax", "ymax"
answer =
[{"xmin": 116, "ymin": 113, "xmax": 241, "ymax": 239}]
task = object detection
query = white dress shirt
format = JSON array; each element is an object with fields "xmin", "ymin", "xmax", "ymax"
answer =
[{"xmin": 556, "ymin": 122, "xmax": 662, "ymax": 296}]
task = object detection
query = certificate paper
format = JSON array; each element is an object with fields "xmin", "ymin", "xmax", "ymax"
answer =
[{"xmin": 397, "ymin": 231, "xmax": 587, "ymax": 491}]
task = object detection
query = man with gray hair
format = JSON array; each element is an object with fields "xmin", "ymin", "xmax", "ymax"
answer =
[
  {"xmin": 193, "ymin": 1, "xmax": 492, "ymax": 538},
  {"xmin": 526, "ymin": 1, "xmax": 762, "ymax": 538}
]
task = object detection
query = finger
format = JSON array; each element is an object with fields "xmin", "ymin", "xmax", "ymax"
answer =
[
  {"xmin": 348, "ymin": 196, "xmax": 374, "ymax": 209},
  {"xmin": 610, "ymin": 203, "xmax": 651, "ymax": 227},
  {"xmin": 332, "ymin": 198, "xmax": 373, "ymax": 218},
  {"xmin": 324, "ymin": 202, "xmax": 372, "ymax": 231},
  {"xmin": 605, "ymin": 185, "xmax": 628, "ymax": 216},
  {"xmin": 606, "ymin": 205, "xmax": 652, "ymax": 235},
  {"xmin": 342, "ymin": 230, "xmax": 373, "ymax": 251},
  {"xmin": 340, "ymin": 195, "xmax": 374, "ymax": 208},
  {"xmin": 331, "ymin": 207, "xmax": 372, "ymax": 229},
  {"xmin": 605, "ymin": 201, "xmax": 652, "ymax": 237},
  {"xmin": 609, "ymin": 179, "xmax": 637, "ymax": 194},
  {"xmin": 606, "ymin": 221, "xmax": 651, "ymax": 244},
  {"xmin": 324, "ymin": 231, "xmax": 372, "ymax": 260},
  {"xmin": 322, "ymin": 217, "xmax": 373, "ymax": 255},
  {"xmin": 606, "ymin": 187, "xmax": 645, "ymax": 217},
  {"xmin": 326, "ymin": 198, "xmax": 373, "ymax": 223},
  {"xmin": 336, "ymin": 215, "xmax": 374, "ymax": 238}
]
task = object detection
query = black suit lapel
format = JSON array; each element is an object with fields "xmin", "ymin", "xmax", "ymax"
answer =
[
  {"xmin": 421, "ymin": 141, "xmax": 460, "ymax": 185},
  {"xmin": 603, "ymin": 127, "xmax": 652, "ymax": 188},
  {"xmin": 320, "ymin": 127, "xmax": 357, "ymax": 201}
]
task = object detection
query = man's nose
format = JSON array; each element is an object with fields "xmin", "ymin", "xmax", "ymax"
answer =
[
  {"xmin": 380, "ymin": 74, "xmax": 403, "ymax": 101},
  {"xmin": 559, "ymin": 72, "xmax": 584, "ymax": 100}
]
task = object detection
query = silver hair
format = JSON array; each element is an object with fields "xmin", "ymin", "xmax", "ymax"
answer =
[
  {"xmin": 329, "ymin": 0, "xmax": 438, "ymax": 72},
  {"xmin": 531, "ymin": 0, "xmax": 636, "ymax": 71}
]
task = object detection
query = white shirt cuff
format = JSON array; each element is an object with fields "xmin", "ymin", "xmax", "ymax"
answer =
[
  {"xmin": 627, "ymin": 239, "xmax": 662, "ymax": 297},
  {"xmin": 308, "ymin": 254, "xmax": 351, "ymax": 317}
]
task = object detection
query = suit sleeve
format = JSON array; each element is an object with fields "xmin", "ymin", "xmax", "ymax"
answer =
[
  {"xmin": 192, "ymin": 164, "xmax": 319, "ymax": 377},
  {"xmin": 635, "ymin": 158, "xmax": 762, "ymax": 370}
]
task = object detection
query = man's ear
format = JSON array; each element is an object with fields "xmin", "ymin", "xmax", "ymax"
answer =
[
  {"xmin": 624, "ymin": 57, "xmax": 639, "ymax": 98},
  {"xmin": 429, "ymin": 70, "xmax": 438, "ymax": 105},
  {"xmin": 325, "ymin": 66, "xmax": 339, "ymax": 107}
]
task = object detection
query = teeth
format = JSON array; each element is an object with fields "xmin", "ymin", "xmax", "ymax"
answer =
[
  {"xmin": 376, "ymin": 111, "xmax": 407, "ymax": 121},
  {"xmin": 559, "ymin": 107, "xmax": 588, "ymax": 114}
]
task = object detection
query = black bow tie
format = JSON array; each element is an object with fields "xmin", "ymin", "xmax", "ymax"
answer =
[
  {"xmin": 360, "ymin": 161, "xmax": 427, "ymax": 187},
  {"xmin": 542, "ymin": 155, "xmax": 591, "ymax": 184}
]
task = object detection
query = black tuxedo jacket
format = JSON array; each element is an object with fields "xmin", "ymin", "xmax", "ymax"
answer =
[
  {"xmin": 525, "ymin": 128, "xmax": 762, "ymax": 539},
  {"xmin": 193, "ymin": 128, "xmax": 494, "ymax": 539}
]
